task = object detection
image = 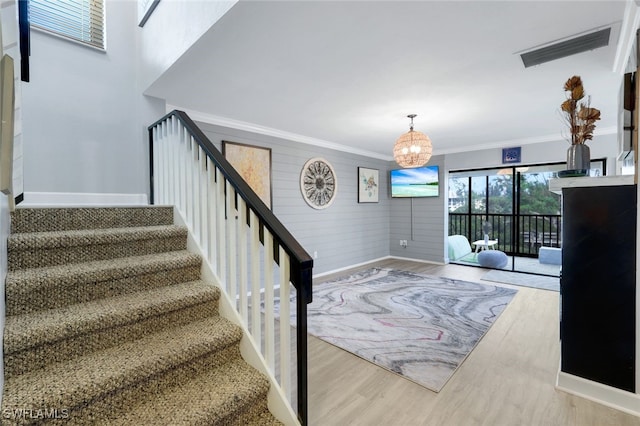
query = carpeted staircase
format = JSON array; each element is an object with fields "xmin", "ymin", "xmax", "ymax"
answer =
[{"xmin": 1, "ymin": 207, "xmax": 283, "ymax": 425}]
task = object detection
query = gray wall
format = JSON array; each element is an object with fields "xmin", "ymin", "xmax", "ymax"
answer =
[
  {"xmin": 197, "ymin": 121, "xmax": 391, "ymax": 275},
  {"xmin": 388, "ymin": 155, "xmax": 447, "ymax": 263}
]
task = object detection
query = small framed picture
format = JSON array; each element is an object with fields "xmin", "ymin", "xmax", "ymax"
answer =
[
  {"xmin": 502, "ymin": 147, "xmax": 521, "ymax": 164},
  {"xmin": 358, "ymin": 167, "xmax": 379, "ymax": 203}
]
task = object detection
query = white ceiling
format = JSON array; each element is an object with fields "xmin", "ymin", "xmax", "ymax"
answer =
[{"xmin": 146, "ymin": 1, "xmax": 630, "ymax": 160}]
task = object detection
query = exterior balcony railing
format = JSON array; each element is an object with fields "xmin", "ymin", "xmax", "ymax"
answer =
[{"xmin": 449, "ymin": 213, "xmax": 562, "ymax": 257}]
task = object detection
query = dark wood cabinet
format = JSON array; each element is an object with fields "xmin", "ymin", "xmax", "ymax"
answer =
[{"xmin": 560, "ymin": 184, "xmax": 636, "ymax": 393}]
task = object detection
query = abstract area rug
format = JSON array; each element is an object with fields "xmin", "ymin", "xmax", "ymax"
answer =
[
  {"xmin": 482, "ymin": 269, "xmax": 559, "ymax": 292},
  {"xmin": 288, "ymin": 268, "xmax": 517, "ymax": 392}
]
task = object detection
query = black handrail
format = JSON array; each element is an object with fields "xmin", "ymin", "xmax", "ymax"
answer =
[{"xmin": 148, "ymin": 110, "xmax": 313, "ymax": 425}]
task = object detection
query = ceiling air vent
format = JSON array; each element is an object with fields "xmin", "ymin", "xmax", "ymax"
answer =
[{"xmin": 520, "ymin": 27, "xmax": 611, "ymax": 68}]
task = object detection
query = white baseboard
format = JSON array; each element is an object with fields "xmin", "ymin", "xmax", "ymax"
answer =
[
  {"xmin": 313, "ymin": 255, "xmax": 445, "ymax": 279},
  {"xmin": 389, "ymin": 255, "xmax": 446, "ymax": 266},
  {"xmin": 20, "ymin": 192, "xmax": 148, "ymax": 207},
  {"xmin": 556, "ymin": 371, "xmax": 640, "ymax": 417},
  {"xmin": 313, "ymin": 256, "xmax": 391, "ymax": 279}
]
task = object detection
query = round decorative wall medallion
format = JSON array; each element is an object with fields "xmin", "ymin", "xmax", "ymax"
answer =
[{"xmin": 300, "ymin": 157, "xmax": 338, "ymax": 209}]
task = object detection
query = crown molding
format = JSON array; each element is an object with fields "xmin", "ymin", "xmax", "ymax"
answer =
[
  {"xmin": 167, "ymin": 105, "xmax": 617, "ymax": 160},
  {"xmin": 167, "ymin": 105, "xmax": 393, "ymax": 161}
]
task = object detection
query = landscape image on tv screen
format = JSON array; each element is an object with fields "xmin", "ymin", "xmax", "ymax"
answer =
[{"xmin": 390, "ymin": 165, "xmax": 439, "ymax": 198}]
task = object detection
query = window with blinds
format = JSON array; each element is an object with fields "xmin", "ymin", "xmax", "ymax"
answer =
[{"xmin": 29, "ymin": 0, "xmax": 105, "ymax": 50}]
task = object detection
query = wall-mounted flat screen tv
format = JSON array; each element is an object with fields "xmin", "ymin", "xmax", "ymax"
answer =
[{"xmin": 390, "ymin": 165, "xmax": 440, "ymax": 198}]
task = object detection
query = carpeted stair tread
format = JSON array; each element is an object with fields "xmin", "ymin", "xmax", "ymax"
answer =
[
  {"xmin": 5, "ymin": 250, "xmax": 202, "ymax": 315},
  {"xmin": 8, "ymin": 225, "xmax": 187, "ymax": 250},
  {"xmin": 2, "ymin": 315, "xmax": 244, "ymax": 413},
  {"xmin": 4, "ymin": 280, "xmax": 220, "ymax": 355},
  {"xmin": 105, "ymin": 357, "xmax": 281, "ymax": 426},
  {"xmin": 8, "ymin": 225, "xmax": 188, "ymax": 269},
  {"xmin": 11, "ymin": 206, "xmax": 174, "ymax": 233}
]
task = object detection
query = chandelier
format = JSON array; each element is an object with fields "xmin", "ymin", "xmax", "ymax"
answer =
[{"xmin": 393, "ymin": 114, "xmax": 432, "ymax": 168}]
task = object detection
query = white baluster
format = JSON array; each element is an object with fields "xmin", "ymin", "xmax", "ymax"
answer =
[
  {"xmin": 191, "ymin": 140, "xmax": 200, "ymax": 240},
  {"xmin": 216, "ymin": 169, "xmax": 227, "ymax": 283},
  {"xmin": 226, "ymin": 181, "xmax": 238, "ymax": 300},
  {"xmin": 264, "ymin": 230, "xmax": 275, "ymax": 372},
  {"xmin": 152, "ymin": 126, "xmax": 160, "ymax": 204},
  {"xmin": 160, "ymin": 122, "xmax": 171, "ymax": 204},
  {"xmin": 199, "ymin": 148, "xmax": 208, "ymax": 255},
  {"xmin": 165, "ymin": 118, "xmax": 173, "ymax": 205},
  {"xmin": 181, "ymin": 125, "xmax": 186, "ymax": 212},
  {"xmin": 238, "ymin": 196, "xmax": 249, "ymax": 327},
  {"xmin": 207, "ymin": 161, "xmax": 218, "ymax": 274},
  {"xmin": 178, "ymin": 126, "xmax": 187, "ymax": 213},
  {"xmin": 250, "ymin": 210, "xmax": 261, "ymax": 352},
  {"xmin": 279, "ymin": 248, "xmax": 291, "ymax": 401},
  {"xmin": 165, "ymin": 121, "xmax": 173, "ymax": 205},
  {"xmin": 186, "ymin": 138, "xmax": 195, "ymax": 229},
  {"xmin": 165, "ymin": 120, "xmax": 174, "ymax": 204},
  {"xmin": 164, "ymin": 120, "xmax": 171, "ymax": 204}
]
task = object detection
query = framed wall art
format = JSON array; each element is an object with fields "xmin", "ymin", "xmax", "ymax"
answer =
[
  {"xmin": 502, "ymin": 147, "xmax": 521, "ymax": 164},
  {"xmin": 223, "ymin": 141, "xmax": 272, "ymax": 209},
  {"xmin": 358, "ymin": 167, "xmax": 379, "ymax": 203},
  {"xmin": 300, "ymin": 158, "xmax": 337, "ymax": 209}
]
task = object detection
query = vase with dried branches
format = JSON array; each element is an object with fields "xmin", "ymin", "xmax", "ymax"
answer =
[{"xmin": 561, "ymin": 76, "xmax": 601, "ymax": 172}]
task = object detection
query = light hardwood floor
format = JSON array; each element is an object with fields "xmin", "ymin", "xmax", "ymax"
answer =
[{"xmin": 306, "ymin": 258, "xmax": 640, "ymax": 426}]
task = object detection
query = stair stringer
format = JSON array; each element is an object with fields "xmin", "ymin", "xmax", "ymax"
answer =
[{"xmin": 172, "ymin": 206, "xmax": 300, "ymax": 426}]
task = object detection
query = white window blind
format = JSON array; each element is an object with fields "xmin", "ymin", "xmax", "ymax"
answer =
[{"xmin": 29, "ymin": 0, "xmax": 105, "ymax": 50}]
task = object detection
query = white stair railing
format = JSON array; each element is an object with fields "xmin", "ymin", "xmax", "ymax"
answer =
[{"xmin": 149, "ymin": 111, "xmax": 312, "ymax": 425}]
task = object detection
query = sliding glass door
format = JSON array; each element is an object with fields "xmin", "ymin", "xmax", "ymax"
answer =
[
  {"xmin": 513, "ymin": 165, "xmax": 562, "ymax": 274},
  {"xmin": 449, "ymin": 168, "xmax": 515, "ymax": 271},
  {"xmin": 448, "ymin": 160, "xmax": 606, "ymax": 276}
]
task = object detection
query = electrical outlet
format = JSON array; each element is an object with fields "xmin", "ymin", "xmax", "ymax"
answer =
[{"xmin": 400, "ymin": 240, "xmax": 408, "ymax": 248}]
